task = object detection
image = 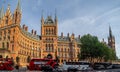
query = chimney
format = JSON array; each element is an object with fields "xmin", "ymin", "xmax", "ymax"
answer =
[
  {"xmin": 25, "ymin": 26, "xmax": 28, "ymax": 31},
  {"xmin": 61, "ymin": 32, "xmax": 63, "ymax": 38},
  {"xmin": 34, "ymin": 31, "xmax": 37, "ymax": 35},
  {"xmin": 78, "ymin": 35, "xmax": 80, "ymax": 39},
  {"xmin": 23, "ymin": 24, "xmax": 25, "ymax": 30},
  {"xmin": 72, "ymin": 33, "xmax": 75, "ymax": 38},
  {"xmin": 31, "ymin": 29, "xmax": 34, "ymax": 34},
  {"xmin": 67, "ymin": 33, "xmax": 69, "ymax": 37}
]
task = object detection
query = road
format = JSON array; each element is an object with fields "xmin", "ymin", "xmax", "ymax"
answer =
[
  {"xmin": 1, "ymin": 67, "xmax": 120, "ymax": 72},
  {"xmin": 14, "ymin": 68, "xmax": 120, "ymax": 72}
]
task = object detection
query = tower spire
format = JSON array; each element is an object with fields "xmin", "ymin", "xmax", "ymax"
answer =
[
  {"xmin": 109, "ymin": 25, "xmax": 112, "ymax": 37},
  {"xmin": 41, "ymin": 10, "xmax": 44, "ymax": 19},
  {"xmin": 16, "ymin": 0, "xmax": 21, "ymax": 12},
  {"xmin": 7, "ymin": 4, "xmax": 10, "ymax": 12},
  {"xmin": 54, "ymin": 8, "xmax": 58, "ymax": 24},
  {"xmin": 55, "ymin": 8, "xmax": 57, "ymax": 21},
  {"xmin": 0, "ymin": 6, "xmax": 4, "ymax": 18},
  {"xmin": 41, "ymin": 10, "xmax": 44, "ymax": 24},
  {"xmin": 0, "ymin": 8, "xmax": 1, "ymax": 18}
]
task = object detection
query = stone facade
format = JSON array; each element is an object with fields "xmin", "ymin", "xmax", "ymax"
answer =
[{"xmin": 0, "ymin": 0, "xmax": 80, "ymax": 66}]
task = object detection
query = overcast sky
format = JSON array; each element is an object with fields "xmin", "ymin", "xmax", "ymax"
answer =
[{"xmin": 0, "ymin": 0, "xmax": 120, "ymax": 58}]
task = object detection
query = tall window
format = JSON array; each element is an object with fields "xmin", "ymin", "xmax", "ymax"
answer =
[
  {"xmin": 49, "ymin": 28, "xmax": 50, "ymax": 35},
  {"xmin": 52, "ymin": 44, "xmax": 54, "ymax": 52},
  {"xmin": 7, "ymin": 42, "xmax": 9, "ymax": 49},
  {"xmin": 13, "ymin": 36, "xmax": 14, "ymax": 40},
  {"xmin": 46, "ymin": 29, "xmax": 48, "ymax": 35},
  {"xmin": 8, "ymin": 30, "xmax": 11, "ymax": 34},
  {"xmin": 52, "ymin": 29, "xmax": 54, "ymax": 34},
  {"xmin": 14, "ymin": 29, "xmax": 15, "ymax": 33},
  {"xmin": 0, "ymin": 32, "xmax": 2, "ymax": 36},
  {"xmin": 6, "ymin": 16, "xmax": 8, "ymax": 24},
  {"xmin": 2, "ymin": 42, "xmax": 4, "ymax": 48},
  {"xmin": 58, "ymin": 48, "xmax": 60, "ymax": 52},
  {"xmin": 46, "ymin": 44, "xmax": 48, "ymax": 51},
  {"xmin": 65, "ymin": 48, "xmax": 66, "ymax": 52},
  {"xmin": 4, "ymin": 30, "xmax": 6, "ymax": 36},
  {"xmin": 49, "ymin": 44, "xmax": 50, "ymax": 51},
  {"xmin": 12, "ymin": 45, "xmax": 14, "ymax": 51},
  {"xmin": 4, "ymin": 36, "xmax": 6, "ymax": 40},
  {"xmin": 8, "ymin": 36, "xmax": 10, "ymax": 40}
]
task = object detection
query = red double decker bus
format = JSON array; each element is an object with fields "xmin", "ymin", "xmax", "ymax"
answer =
[
  {"xmin": 28, "ymin": 58, "xmax": 58, "ymax": 71},
  {"xmin": 0, "ymin": 58, "xmax": 14, "ymax": 71}
]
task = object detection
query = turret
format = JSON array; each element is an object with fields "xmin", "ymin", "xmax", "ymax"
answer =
[
  {"xmin": 5, "ymin": 4, "xmax": 13, "ymax": 25},
  {"xmin": 0, "ymin": 6, "xmax": 4, "ymax": 25},
  {"xmin": 54, "ymin": 9, "xmax": 58, "ymax": 35},
  {"xmin": 108, "ymin": 25, "xmax": 115, "ymax": 51},
  {"xmin": 41, "ymin": 10, "xmax": 44, "ymax": 36},
  {"xmin": 41, "ymin": 10, "xmax": 44, "ymax": 25},
  {"xmin": 0, "ymin": 6, "xmax": 4, "ymax": 19},
  {"xmin": 13, "ymin": 0, "xmax": 21, "ymax": 24},
  {"xmin": 54, "ymin": 9, "xmax": 58, "ymax": 24}
]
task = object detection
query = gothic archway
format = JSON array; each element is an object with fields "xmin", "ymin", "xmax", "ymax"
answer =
[{"xmin": 47, "ymin": 54, "xmax": 52, "ymax": 59}]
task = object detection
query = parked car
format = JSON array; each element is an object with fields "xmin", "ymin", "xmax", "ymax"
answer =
[
  {"xmin": 53, "ymin": 66, "xmax": 63, "ymax": 72},
  {"xmin": 112, "ymin": 64, "xmax": 120, "ymax": 69},
  {"xmin": 93, "ymin": 62, "xmax": 111, "ymax": 70},
  {"xmin": 67, "ymin": 66, "xmax": 78, "ymax": 72}
]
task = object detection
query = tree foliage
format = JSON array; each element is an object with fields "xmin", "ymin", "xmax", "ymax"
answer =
[{"xmin": 78, "ymin": 34, "xmax": 116, "ymax": 62}]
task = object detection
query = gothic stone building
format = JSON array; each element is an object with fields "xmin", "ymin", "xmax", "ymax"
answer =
[
  {"xmin": 0, "ymin": 0, "xmax": 80, "ymax": 66},
  {"xmin": 108, "ymin": 26, "xmax": 115, "ymax": 52}
]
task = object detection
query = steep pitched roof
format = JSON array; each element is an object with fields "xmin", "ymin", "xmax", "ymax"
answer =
[
  {"xmin": 44, "ymin": 16, "xmax": 54, "ymax": 24},
  {"xmin": 0, "ymin": 6, "xmax": 4, "ymax": 18},
  {"xmin": 16, "ymin": 0, "xmax": 21, "ymax": 12}
]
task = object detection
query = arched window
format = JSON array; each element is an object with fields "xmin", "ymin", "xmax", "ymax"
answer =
[
  {"xmin": 6, "ymin": 16, "xmax": 8, "ymax": 24},
  {"xmin": 13, "ymin": 29, "xmax": 15, "ymax": 33},
  {"xmin": 46, "ymin": 38, "xmax": 48, "ymax": 41},
  {"xmin": 49, "ymin": 28, "xmax": 50, "ymax": 35},
  {"xmin": 4, "ymin": 30, "xmax": 6, "ymax": 36},
  {"xmin": 48, "ymin": 38, "xmax": 50, "ymax": 41},
  {"xmin": 46, "ymin": 44, "xmax": 48, "ymax": 51},
  {"xmin": 8, "ymin": 30, "xmax": 11, "ymax": 34},
  {"xmin": 46, "ymin": 29, "xmax": 48, "ymax": 35},
  {"xmin": 7, "ymin": 42, "xmax": 9, "ymax": 49},
  {"xmin": 8, "ymin": 36, "xmax": 10, "ymax": 40},
  {"xmin": 13, "ymin": 36, "xmax": 14, "ymax": 40},
  {"xmin": 52, "ymin": 29, "xmax": 54, "ymax": 34},
  {"xmin": 50, "ymin": 44, "xmax": 53, "ymax": 52},
  {"xmin": 65, "ymin": 48, "xmax": 66, "ymax": 52},
  {"xmin": 58, "ymin": 48, "xmax": 60, "ymax": 52},
  {"xmin": 12, "ymin": 44, "xmax": 14, "ymax": 51},
  {"xmin": 49, "ymin": 44, "xmax": 50, "ymax": 51},
  {"xmin": 2, "ymin": 42, "xmax": 4, "ymax": 48},
  {"xmin": 52, "ymin": 44, "xmax": 54, "ymax": 51}
]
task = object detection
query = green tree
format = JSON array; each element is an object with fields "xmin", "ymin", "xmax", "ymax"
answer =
[
  {"xmin": 79, "ymin": 34, "xmax": 116, "ymax": 62},
  {"xmin": 80, "ymin": 34, "xmax": 100, "ymax": 61}
]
